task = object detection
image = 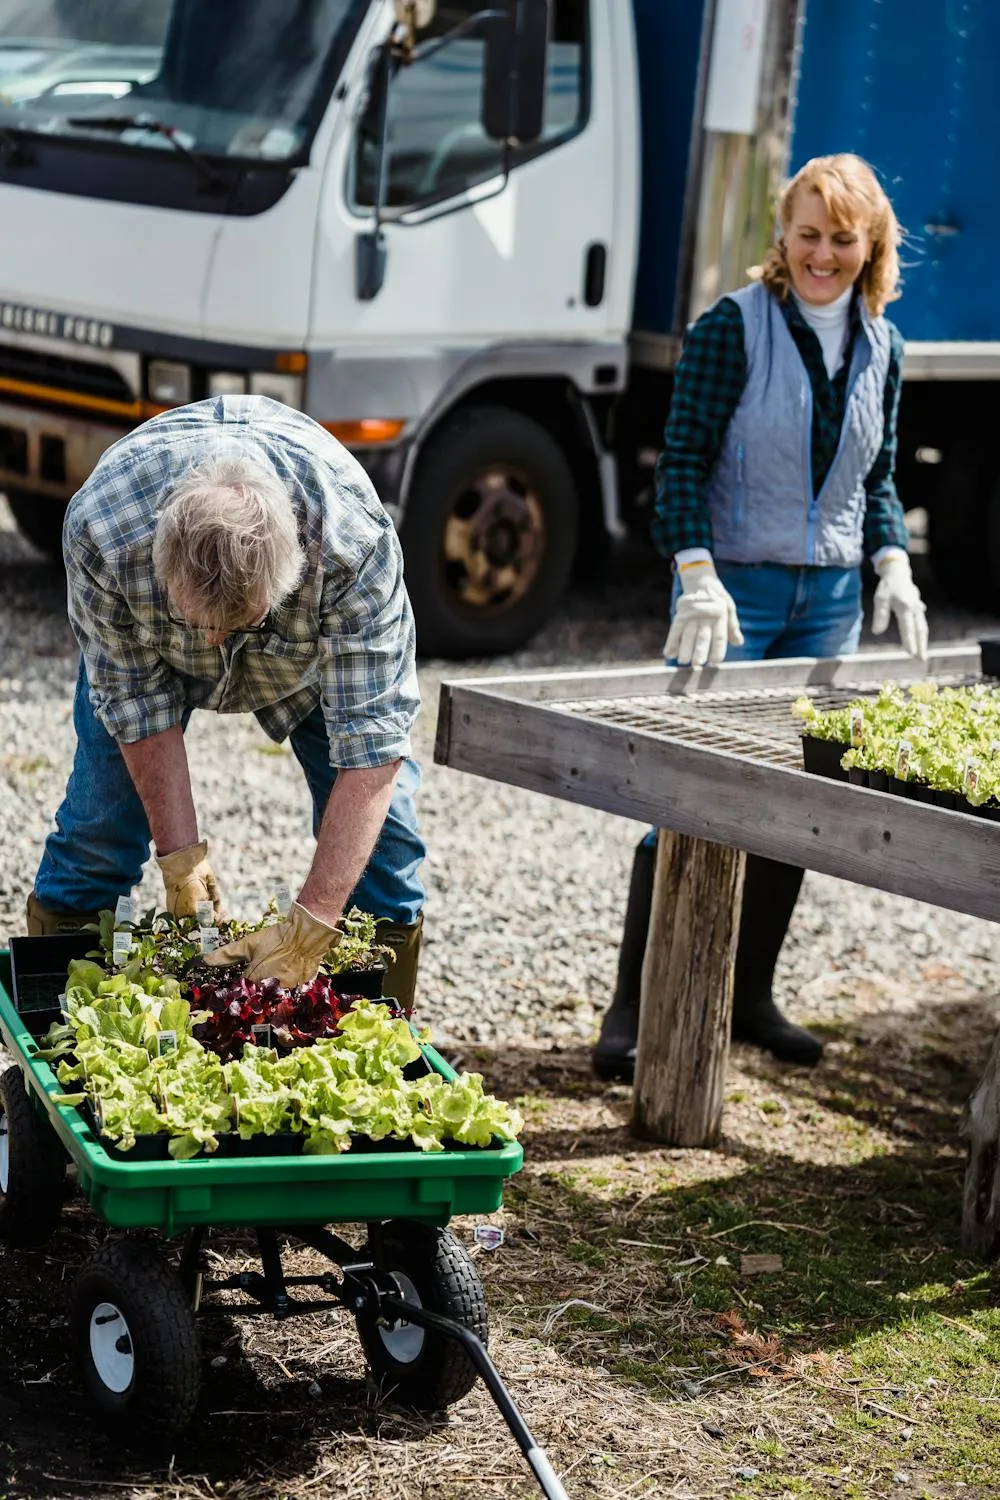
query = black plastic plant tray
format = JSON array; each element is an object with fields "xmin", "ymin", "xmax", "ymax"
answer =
[{"xmin": 8, "ymin": 933, "xmax": 95, "ymax": 1034}]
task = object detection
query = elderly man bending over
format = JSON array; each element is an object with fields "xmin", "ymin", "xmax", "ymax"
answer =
[{"xmin": 26, "ymin": 394, "xmax": 425, "ymax": 1006}]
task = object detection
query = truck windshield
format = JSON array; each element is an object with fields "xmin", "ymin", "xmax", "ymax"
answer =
[{"xmin": 0, "ymin": 0, "xmax": 364, "ymax": 162}]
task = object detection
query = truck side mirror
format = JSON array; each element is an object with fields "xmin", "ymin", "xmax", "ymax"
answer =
[{"xmin": 481, "ymin": 0, "xmax": 549, "ymax": 145}]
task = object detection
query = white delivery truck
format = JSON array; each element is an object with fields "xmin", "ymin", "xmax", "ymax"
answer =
[{"xmin": 0, "ymin": 0, "xmax": 996, "ymax": 654}]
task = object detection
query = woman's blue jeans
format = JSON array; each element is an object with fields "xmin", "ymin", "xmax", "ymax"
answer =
[
  {"xmin": 34, "ymin": 660, "xmax": 426, "ymax": 923},
  {"xmin": 648, "ymin": 561, "xmax": 863, "ymax": 853},
  {"xmin": 670, "ymin": 560, "xmax": 863, "ymax": 663}
]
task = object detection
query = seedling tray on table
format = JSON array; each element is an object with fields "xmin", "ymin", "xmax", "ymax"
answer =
[{"xmin": 0, "ymin": 944, "xmax": 522, "ymax": 1236}]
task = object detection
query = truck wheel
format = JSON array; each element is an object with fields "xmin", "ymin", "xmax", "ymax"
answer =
[
  {"xmin": 357, "ymin": 1219, "xmax": 487, "ymax": 1409},
  {"xmin": 400, "ymin": 406, "xmax": 578, "ymax": 657},
  {"xmin": 4, "ymin": 490, "xmax": 67, "ymax": 563},
  {"xmin": 0, "ymin": 1064, "xmax": 66, "ymax": 1248},
  {"xmin": 927, "ymin": 444, "xmax": 994, "ymax": 608},
  {"xmin": 72, "ymin": 1239, "xmax": 202, "ymax": 1442}
]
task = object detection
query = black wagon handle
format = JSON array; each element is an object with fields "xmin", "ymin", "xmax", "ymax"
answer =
[{"xmin": 376, "ymin": 1293, "xmax": 570, "ymax": 1500}]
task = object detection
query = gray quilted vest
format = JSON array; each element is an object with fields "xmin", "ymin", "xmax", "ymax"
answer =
[{"xmin": 706, "ymin": 281, "xmax": 891, "ymax": 568}]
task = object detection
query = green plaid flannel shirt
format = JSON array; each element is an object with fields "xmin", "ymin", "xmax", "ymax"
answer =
[
  {"xmin": 64, "ymin": 395, "xmax": 419, "ymax": 768},
  {"xmin": 651, "ymin": 292, "xmax": 909, "ymax": 560}
]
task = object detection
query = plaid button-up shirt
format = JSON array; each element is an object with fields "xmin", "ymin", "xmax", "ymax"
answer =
[
  {"xmin": 652, "ymin": 291, "xmax": 909, "ymax": 560},
  {"xmin": 64, "ymin": 395, "xmax": 419, "ymax": 769}
]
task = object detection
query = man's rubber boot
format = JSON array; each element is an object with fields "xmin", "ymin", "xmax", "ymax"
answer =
[
  {"xmin": 25, "ymin": 892, "xmax": 103, "ymax": 937},
  {"xmin": 379, "ymin": 913, "xmax": 423, "ymax": 1016},
  {"xmin": 592, "ymin": 838, "xmax": 657, "ymax": 1083},
  {"xmin": 731, "ymin": 855, "xmax": 823, "ymax": 1065}
]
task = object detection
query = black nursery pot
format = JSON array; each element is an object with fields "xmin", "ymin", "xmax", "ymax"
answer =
[
  {"xmin": 909, "ymin": 782, "xmax": 937, "ymax": 805},
  {"xmin": 847, "ymin": 766, "xmax": 868, "ymax": 787},
  {"xmin": 980, "ymin": 636, "xmax": 1000, "ymax": 678},
  {"xmin": 85, "ymin": 1104, "xmax": 171, "ymax": 1162},
  {"xmin": 229, "ymin": 1132, "xmax": 304, "ymax": 1159},
  {"xmin": 328, "ymin": 961, "xmax": 386, "ymax": 1000},
  {"xmin": 801, "ymin": 735, "xmax": 850, "ymax": 782},
  {"xmin": 867, "ymin": 769, "xmax": 890, "ymax": 792}
]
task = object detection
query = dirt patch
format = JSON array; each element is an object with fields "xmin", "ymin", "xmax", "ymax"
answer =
[{"xmin": 3, "ymin": 983, "xmax": 1000, "ymax": 1500}]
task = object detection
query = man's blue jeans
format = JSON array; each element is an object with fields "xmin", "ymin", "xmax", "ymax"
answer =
[
  {"xmin": 670, "ymin": 561, "xmax": 863, "ymax": 662},
  {"xmin": 35, "ymin": 660, "xmax": 426, "ymax": 923}
]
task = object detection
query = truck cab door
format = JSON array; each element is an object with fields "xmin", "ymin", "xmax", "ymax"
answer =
[{"xmin": 311, "ymin": 0, "xmax": 618, "ymax": 365}]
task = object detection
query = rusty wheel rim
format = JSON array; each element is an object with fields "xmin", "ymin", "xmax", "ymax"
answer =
[{"xmin": 440, "ymin": 467, "xmax": 546, "ymax": 613}]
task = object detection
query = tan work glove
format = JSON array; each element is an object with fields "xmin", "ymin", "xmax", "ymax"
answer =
[
  {"xmin": 156, "ymin": 840, "xmax": 224, "ymax": 920},
  {"xmin": 201, "ymin": 901, "xmax": 340, "ymax": 985}
]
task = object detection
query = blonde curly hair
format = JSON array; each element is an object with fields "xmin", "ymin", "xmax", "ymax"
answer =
[{"xmin": 756, "ymin": 153, "xmax": 902, "ymax": 317}]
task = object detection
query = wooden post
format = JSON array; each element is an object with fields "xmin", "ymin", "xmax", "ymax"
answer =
[
  {"xmin": 962, "ymin": 1030, "xmax": 1000, "ymax": 1257},
  {"xmin": 631, "ymin": 829, "xmax": 746, "ymax": 1147}
]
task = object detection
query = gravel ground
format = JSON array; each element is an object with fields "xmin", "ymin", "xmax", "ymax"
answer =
[{"xmin": 2, "ymin": 493, "xmax": 1000, "ymax": 1050}]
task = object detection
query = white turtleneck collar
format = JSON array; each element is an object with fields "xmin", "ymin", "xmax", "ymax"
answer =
[{"xmin": 791, "ymin": 284, "xmax": 854, "ymax": 379}]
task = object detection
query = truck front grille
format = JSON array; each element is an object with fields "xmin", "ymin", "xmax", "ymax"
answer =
[{"xmin": 0, "ymin": 344, "xmax": 135, "ymax": 405}]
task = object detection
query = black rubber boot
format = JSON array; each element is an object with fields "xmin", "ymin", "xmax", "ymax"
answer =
[
  {"xmin": 592, "ymin": 839, "xmax": 656, "ymax": 1082},
  {"xmin": 731, "ymin": 856, "xmax": 823, "ymax": 1065}
]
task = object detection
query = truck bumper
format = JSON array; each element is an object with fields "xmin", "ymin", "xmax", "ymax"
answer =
[{"xmin": 0, "ymin": 403, "xmax": 128, "ymax": 502}]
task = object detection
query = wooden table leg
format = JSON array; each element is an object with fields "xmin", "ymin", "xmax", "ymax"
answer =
[
  {"xmin": 631, "ymin": 829, "xmax": 746, "ymax": 1147},
  {"xmin": 962, "ymin": 1031, "xmax": 1000, "ymax": 1257}
]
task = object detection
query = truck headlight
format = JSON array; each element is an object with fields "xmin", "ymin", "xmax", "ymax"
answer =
[
  {"xmin": 207, "ymin": 371, "xmax": 248, "ymax": 397},
  {"xmin": 249, "ymin": 372, "xmax": 303, "ymax": 408},
  {"xmin": 147, "ymin": 359, "xmax": 191, "ymax": 405}
]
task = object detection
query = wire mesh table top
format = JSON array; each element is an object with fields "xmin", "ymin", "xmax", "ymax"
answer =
[{"xmin": 558, "ymin": 673, "xmax": 993, "ymax": 771}]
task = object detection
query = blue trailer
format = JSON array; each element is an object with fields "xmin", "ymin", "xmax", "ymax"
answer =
[{"xmin": 628, "ymin": 0, "xmax": 1000, "ymax": 609}]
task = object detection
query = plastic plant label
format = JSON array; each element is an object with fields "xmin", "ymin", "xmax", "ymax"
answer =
[
  {"xmin": 93, "ymin": 1094, "xmax": 105, "ymax": 1132},
  {"xmin": 155, "ymin": 1030, "xmax": 178, "ymax": 1058},
  {"xmin": 850, "ymin": 708, "xmax": 864, "ymax": 747},
  {"xmin": 114, "ymin": 894, "xmax": 138, "ymax": 927},
  {"xmin": 195, "ymin": 899, "xmax": 215, "ymax": 927},
  {"xmin": 473, "ymin": 1224, "xmax": 505, "ymax": 1252},
  {"xmin": 273, "ymin": 882, "xmax": 293, "ymax": 917},
  {"xmin": 112, "ymin": 931, "xmax": 132, "ymax": 966},
  {"xmin": 58, "ymin": 991, "xmax": 69, "ymax": 1019},
  {"xmin": 894, "ymin": 740, "xmax": 912, "ymax": 780},
  {"xmin": 200, "ymin": 926, "xmax": 220, "ymax": 955},
  {"xmin": 251, "ymin": 1023, "xmax": 273, "ymax": 1049},
  {"xmin": 964, "ymin": 756, "xmax": 980, "ymax": 796}
]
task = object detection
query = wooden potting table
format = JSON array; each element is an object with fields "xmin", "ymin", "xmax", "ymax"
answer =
[{"xmin": 434, "ymin": 643, "xmax": 1000, "ymax": 1255}]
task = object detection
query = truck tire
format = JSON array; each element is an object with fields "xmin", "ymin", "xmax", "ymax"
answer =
[
  {"xmin": 400, "ymin": 406, "xmax": 578, "ymax": 658},
  {"xmin": 927, "ymin": 444, "xmax": 994, "ymax": 609},
  {"xmin": 4, "ymin": 490, "xmax": 67, "ymax": 563}
]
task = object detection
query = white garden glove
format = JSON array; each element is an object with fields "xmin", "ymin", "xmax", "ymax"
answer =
[
  {"xmin": 664, "ymin": 555, "xmax": 744, "ymax": 667},
  {"xmin": 871, "ymin": 550, "xmax": 928, "ymax": 661}
]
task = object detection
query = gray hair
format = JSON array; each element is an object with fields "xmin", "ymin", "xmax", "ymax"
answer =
[{"xmin": 152, "ymin": 456, "xmax": 305, "ymax": 628}]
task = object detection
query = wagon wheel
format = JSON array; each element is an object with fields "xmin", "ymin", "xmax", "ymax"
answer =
[
  {"xmin": 71, "ymin": 1239, "xmax": 202, "ymax": 1441},
  {"xmin": 356, "ymin": 1219, "xmax": 487, "ymax": 1409},
  {"xmin": 0, "ymin": 1064, "xmax": 66, "ymax": 1247}
]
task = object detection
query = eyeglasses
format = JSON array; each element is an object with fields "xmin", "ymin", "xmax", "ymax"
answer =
[{"xmin": 166, "ymin": 606, "xmax": 271, "ymax": 635}]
